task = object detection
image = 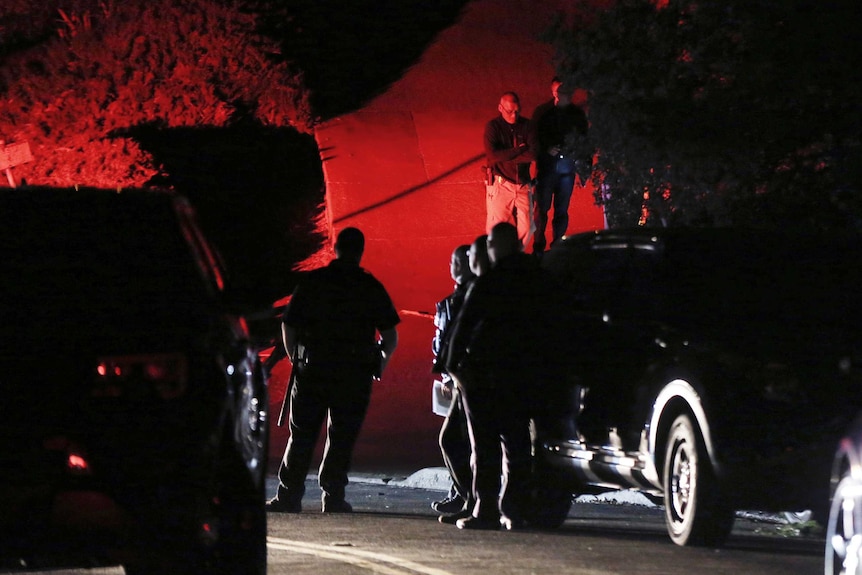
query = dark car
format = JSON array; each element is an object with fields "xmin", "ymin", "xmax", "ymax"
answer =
[
  {"xmin": 532, "ymin": 228, "xmax": 862, "ymax": 547},
  {"xmin": 0, "ymin": 187, "xmax": 269, "ymax": 574}
]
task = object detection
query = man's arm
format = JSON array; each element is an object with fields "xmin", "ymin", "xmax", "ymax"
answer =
[
  {"xmin": 484, "ymin": 120, "xmax": 529, "ymax": 165},
  {"xmin": 443, "ymin": 280, "xmax": 484, "ymax": 375},
  {"xmin": 379, "ymin": 327, "xmax": 398, "ymax": 374},
  {"xmin": 520, "ymin": 119, "xmax": 538, "ymax": 164},
  {"xmin": 282, "ymin": 323, "xmax": 298, "ymax": 362}
]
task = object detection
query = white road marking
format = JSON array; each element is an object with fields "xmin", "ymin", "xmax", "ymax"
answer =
[{"xmin": 267, "ymin": 536, "xmax": 456, "ymax": 575}]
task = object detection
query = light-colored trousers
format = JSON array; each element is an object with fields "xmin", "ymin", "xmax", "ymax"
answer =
[{"xmin": 485, "ymin": 177, "xmax": 534, "ymax": 248}]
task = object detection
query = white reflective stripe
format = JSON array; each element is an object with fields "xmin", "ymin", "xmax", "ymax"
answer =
[{"xmin": 650, "ymin": 379, "xmax": 715, "ymax": 470}]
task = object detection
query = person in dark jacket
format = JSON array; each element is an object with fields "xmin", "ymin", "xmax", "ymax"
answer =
[
  {"xmin": 531, "ymin": 78, "xmax": 590, "ymax": 255},
  {"xmin": 444, "ymin": 223, "xmax": 564, "ymax": 530},
  {"xmin": 430, "ymin": 245, "xmax": 475, "ymax": 517},
  {"xmin": 267, "ymin": 227, "xmax": 400, "ymax": 513}
]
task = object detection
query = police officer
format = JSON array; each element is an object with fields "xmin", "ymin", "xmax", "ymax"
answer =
[
  {"xmin": 484, "ymin": 92, "xmax": 538, "ymax": 248},
  {"xmin": 445, "ymin": 223, "xmax": 562, "ymax": 530},
  {"xmin": 431, "ymin": 245, "xmax": 475, "ymax": 518},
  {"xmin": 267, "ymin": 227, "xmax": 400, "ymax": 513},
  {"xmin": 532, "ymin": 78, "xmax": 590, "ymax": 255}
]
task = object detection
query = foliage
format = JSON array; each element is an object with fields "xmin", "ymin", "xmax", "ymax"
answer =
[
  {"xmin": 0, "ymin": 0, "xmax": 312, "ymax": 188},
  {"xmin": 0, "ymin": 0, "xmax": 98, "ymax": 50},
  {"xmin": 547, "ymin": 0, "xmax": 862, "ymax": 229}
]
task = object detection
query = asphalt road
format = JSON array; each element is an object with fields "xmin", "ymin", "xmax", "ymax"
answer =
[
  {"xmin": 19, "ymin": 474, "xmax": 823, "ymax": 574},
  {"xmin": 265, "ymin": 476, "xmax": 825, "ymax": 575}
]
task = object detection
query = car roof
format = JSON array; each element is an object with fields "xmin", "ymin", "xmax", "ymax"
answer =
[
  {"xmin": 546, "ymin": 226, "xmax": 862, "ymax": 348},
  {"xmin": 557, "ymin": 226, "xmax": 862, "ymax": 262}
]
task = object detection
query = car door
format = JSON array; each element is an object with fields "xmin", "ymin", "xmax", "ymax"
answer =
[{"xmin": 558, "ymin": 239, "xmax": 666, "ymax": 453}]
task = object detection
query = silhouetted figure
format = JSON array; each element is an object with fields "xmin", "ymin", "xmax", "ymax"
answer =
[
  {"xmin": 531, "ymin": 78, "xmax": 590, "ymax": 254},
  {"xmin": 445, "ymin": 223, "xmax": 561, "ymax": 530},
  {"xmin": 467, "ymin": 234, "xmax": 491, "ymax": 278},
  {"xmin": 431, "ymin": 245, "xmax": 475, "ymax": 517},
  {"xmin": 268, "ymin": 227, "xmax": 400, "ymax": 513}
]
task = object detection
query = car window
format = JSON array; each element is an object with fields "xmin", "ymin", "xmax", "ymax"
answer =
[
  {"xmin": 174, "ymin": 198, "xmax": 227, "ymax": 295},
  {"xmin": 1, "ymin": 192, "xmax": 217, "ymax": 347},
  {"xmin": 549, "ymin": 231, "xmax": 862, "ymax": 353},
  {"xmin": 545, "ymin": 242, "xmax": 626, "ymax": 313}
]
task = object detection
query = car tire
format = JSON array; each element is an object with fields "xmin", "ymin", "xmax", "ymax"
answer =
[
  {"xmin": 825, "ymin": 472, "xmax": 862, "ymax": 575},
  {"xmin": 526, "ymin": 482, "xmax": 573, "ymax": 528},
  {"xmin": 663, "ymin": 414, "xmax": 734, "ymax": 547},
  {"xmin": 528, "ymin": 418, "xmax": 575, "ymax": 528}
]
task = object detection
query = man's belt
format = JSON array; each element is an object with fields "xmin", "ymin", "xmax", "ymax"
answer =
[{"xmin": 495, "ymin": 174, "xmax": 529, "ymax": 186}]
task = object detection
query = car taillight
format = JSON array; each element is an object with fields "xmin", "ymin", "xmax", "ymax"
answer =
[
  {"xmin": 93, "ymin": 353, "xmax": 188, "ymax": 400},
  {"xmin": 43, "ymin": 436, "xmax": 92, "ymax": 476},
  {"xmin": 67, "ymin": 453, "xmax": 89, "ymax": 472}
]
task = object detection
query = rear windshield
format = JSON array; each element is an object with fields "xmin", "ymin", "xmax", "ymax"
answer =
[
  {"xmin": 549, "ymin": 231, "xmax": 862, "ymax": 352},
  {"xmin": 1, "ymin": 192, "xmax": 217, "ymax": 346}
]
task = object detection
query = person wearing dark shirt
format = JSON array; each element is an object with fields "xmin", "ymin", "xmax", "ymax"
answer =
[
  {"xmin": 267, "ymin": 227, "xmax": 400, "ymax": 513},
  {"xmin": 531, "ymin": 78, "xmax": 590, "ymax": 255},
  {"xmin": 484, "ymin": 92, "xmax": 538, "ymax": 248},
  {"xmin": 444, "ymin": 223, "xmax": 562, "ymax": 530},
  {"xmin": 430, "ymin": 245, "xmax": 475, "ymax": 517}
]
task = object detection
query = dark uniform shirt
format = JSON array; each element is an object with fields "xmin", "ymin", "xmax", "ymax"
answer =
[
  {"xmin": 483, "ymin": 115, "xmax": 537, "ymax": 185},
  {"xmin": 284, "ymin": 259, "xmax": 400, "ymax": 367},
  {"xmin": 432, "ymin": 281, "xmax": 471, "ymax": 377},
  {"xmin": 445, "ymin": 253, "xmax": 564, "ymax": 389}
]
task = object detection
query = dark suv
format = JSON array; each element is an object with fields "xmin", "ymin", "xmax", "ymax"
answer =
[
  {"xmin": 0, "ymin": 187, "xmax": 269, "ymax": 574},
  {"xmin": 534, "ymin": 228, "xmax": 862, "ymax": 547}
]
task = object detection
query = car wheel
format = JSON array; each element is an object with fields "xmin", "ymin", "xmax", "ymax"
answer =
[
  {"xmin": 825, "ymin": 472, "xmax": 862, "ymax": 575},
  {"xmin": 526, "ymin": 482, "xmax": 573, "ymax": 528},
  {"xmin": 528, "ymin": 419, "xmax": 574, "ymax": 528},
  {"xmin": 663, "ymin": 414, "xmax": 734, "ymax": 547}
]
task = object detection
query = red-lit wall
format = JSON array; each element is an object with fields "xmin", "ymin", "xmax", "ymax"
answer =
[{"xmin": 269, "ymin": 0, "xmax": 606, "ymax": 475}]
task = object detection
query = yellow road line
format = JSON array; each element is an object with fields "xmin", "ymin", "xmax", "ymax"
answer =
[{"xmin": 267, "ymin": 537, "xmax": 456, "ymax": 575}]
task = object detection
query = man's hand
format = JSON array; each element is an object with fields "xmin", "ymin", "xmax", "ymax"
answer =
[
  {"xmin": 441, "ymin": 379, "xmax": 454, "ymax": 400},
  {"xmin": 378, "ymin": 327, "xmax": 399, "ymax": 377}
]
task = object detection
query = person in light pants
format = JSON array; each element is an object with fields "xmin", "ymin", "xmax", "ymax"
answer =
[{"xmin": 483, "ymin": 92, "xmax": 537, "ymax": 248}]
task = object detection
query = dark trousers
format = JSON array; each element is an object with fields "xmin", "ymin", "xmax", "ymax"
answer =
[
  {"xmin": 459, "ymin": 379, "xmax": 532, "ymax": 522},
  {"xmin": 439, "ymin": 388, "xmax": 473, "ymax": 507},
  {"xmin": 534, "ymin": 158, "xmax": 576, "ymax": 252},
  {"xmin": 276, "ymin": 364, "xmax": 372, "ymax": 504}
]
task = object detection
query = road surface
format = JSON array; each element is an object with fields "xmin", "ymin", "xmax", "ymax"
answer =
[{"xmin": 265, "ymin": 475, "xmax": 825, "ymax": 575}]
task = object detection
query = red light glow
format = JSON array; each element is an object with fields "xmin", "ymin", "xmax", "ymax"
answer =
[
  {"xmin": 145, "ymin": 362, "xmax": 169, "ymax": 380},
  {"xmin": 93, "ymin": 354, "xmax": 188, "ymax": 399},
  {"xmin": 67, "ymin": 453, "xmax": 89, "ymax": 471}
]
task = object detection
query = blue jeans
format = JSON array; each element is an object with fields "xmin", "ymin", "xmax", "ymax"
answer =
[{"xmin": 534, "ymin": 157, "xmax": 576, "ymax": 252}]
